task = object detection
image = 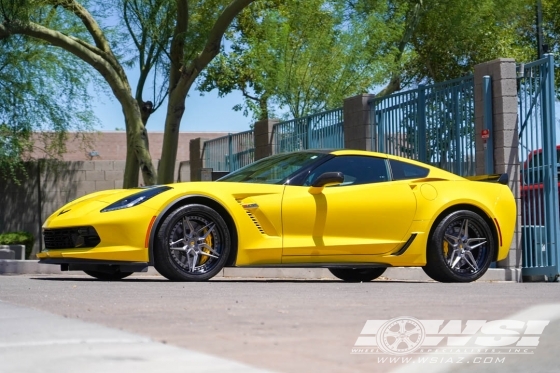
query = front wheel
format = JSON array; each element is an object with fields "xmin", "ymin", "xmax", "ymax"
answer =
[
  {"xmin": 423, "ymin": 210, "xmax": 495, "ymax": 283},
  {"xmin": 154, "ymin": 204, "xmax": 231, "ymax": 281},
  {"xmin": 328, "ymin": 267, "xmax": 386, "ymax": 282}
]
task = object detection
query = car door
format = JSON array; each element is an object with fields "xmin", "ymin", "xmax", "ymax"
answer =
[{"xmin": 281, "ymin": 155, "xmax": 417, "ymax": 256}]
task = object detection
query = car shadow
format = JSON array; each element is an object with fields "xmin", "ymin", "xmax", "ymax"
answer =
[
  {"xmin": 29, "ymin": 276, "xmax": 168, "ymax": 282},
  {"xmin": 29, "ymin": 276, "xmax": 430, "ymax": 284}
]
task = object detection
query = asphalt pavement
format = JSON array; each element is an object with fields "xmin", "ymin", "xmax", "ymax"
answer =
[
  {"xmin": 1, "ymin": 274, "xmax": 559, "ymax": 373},
  {"xmin": 0, "ymin": 259, "xmax": 523, "ymax": 281}
]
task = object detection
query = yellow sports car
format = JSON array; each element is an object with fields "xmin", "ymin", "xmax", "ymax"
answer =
[{"xmin": 38, "ymin": 150, "xmax": 516, "ymax": 283}]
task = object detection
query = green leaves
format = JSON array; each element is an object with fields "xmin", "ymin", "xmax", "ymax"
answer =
[
  {"xmin": 407, "ymin": 0, "xmax": 536, "ymax": 83},
  {"xmin": 0, "ymin": 32, "xmax": 97, "ymax": 182},
  {"xmin": 201, "ymin": 0, "xmax": 400, "ymax": 120}
]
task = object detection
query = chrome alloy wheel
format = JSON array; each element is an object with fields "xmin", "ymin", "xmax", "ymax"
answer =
[
  {"xmin": 423, "ymin": 210, "xmax": 494, "ymax": 283},
  {"xmin": 443, "ymin": 217, "xmax": 488, "ymax": 275},
  {"xmin": 167, "ymin": 215, "xmax": 222, "ymax": 274},
  {"xmin": 155, "ymin": 204, "xmax": 230, "ymax": 281}
]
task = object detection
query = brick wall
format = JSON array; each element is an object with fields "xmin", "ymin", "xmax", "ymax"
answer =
[{"xmin": 30, "ymin": 131, "xmax": 228, "ymax": 162}]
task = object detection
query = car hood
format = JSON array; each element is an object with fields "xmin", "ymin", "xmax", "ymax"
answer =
[{"xmin": 43, "ymin": 188, "xmax": 165, "ymax": 227}]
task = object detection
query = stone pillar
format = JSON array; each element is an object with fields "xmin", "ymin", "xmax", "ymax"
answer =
[
  {"xmin": 343, "ymin": 94, "xmax": 376, "ymax": 150},
  {"xmin": 189, "ymin": 138, "xmax": 208, "ymax": 181},
  {"xmin": 178, "ymin": 161, "xmax": 190, "ymax": 182},
  {"xmin": 254, "ymin": 119, "xmax": 279, "ymax": 160},
  {"xmin": 474, "ymin": 58, "xmax": 521, "ymax": 270}
]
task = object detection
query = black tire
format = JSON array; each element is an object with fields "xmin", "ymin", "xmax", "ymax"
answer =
[
  {"xmin": 328, "ymin": 267, "xmax": 386, "ymax": 282},
  {"xmin": 154, "ymin": 204, "xmax": 231, "ymax": 281},
  {"xmin": 422, "ymin": 210, "xmax": 495, "ymax": 283},
  {"xmin": 83, "ymin": 269, "xmax": 133, "ymax": 281}
]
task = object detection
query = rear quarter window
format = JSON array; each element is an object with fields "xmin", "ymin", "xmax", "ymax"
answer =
[{"xmin": 390, "ymin": 159, "xmax": 429, "ymax": 180}]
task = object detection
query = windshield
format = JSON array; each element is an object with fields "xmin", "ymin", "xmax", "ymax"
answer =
[{"xmin": 218, "ymin": 152, "xmax": 328, "ymax": 184}]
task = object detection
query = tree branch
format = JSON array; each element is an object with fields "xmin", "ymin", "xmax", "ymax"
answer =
[
  {"xmin": 177, "ymin": 0, "xmax": 256, "ymax": 93},
  {"xmin": 168, "ymin": 0, "xmax": 188, "ymax": 92},
  {"xmin": 240, "ymin": 86, "xmax": 259, "ymax": 102},
  {"xmin": 377, "ymin": 0, "xmax": 423, "ymax": 97},
  {"xmin": 50, "ymin": 0, "xmax": 127, "ymax": 82},
  {"xmin": 123, "ymin": 0, "xmax": 142, "ymax": 54},
  {"xmin": 51, "ymin": 0, "xmax": 112, "ymax": 53},
  {"xmin": 0, "ymin": 20, "xmax": 129, "ymax": 99}
]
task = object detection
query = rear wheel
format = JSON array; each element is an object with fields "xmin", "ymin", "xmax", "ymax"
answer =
[
  {"xmin": 83, "ymin": 269, "xmax": 133, "ymax": 281},
  {"xmin": 423, "ymin": 210, "xmax": 495, "ymax": 283},
  {"xmin": 328, "ymin": 267, "xmax": 386, "ymax": 282},
  {"xmin": 154, "ymin": 204, "xmax": 231, "ymax": 281}
]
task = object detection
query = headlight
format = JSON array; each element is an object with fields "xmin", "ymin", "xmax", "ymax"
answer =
[{"xmin": 101, "ymin": 186, "xmax": 172, "ymax": 212}]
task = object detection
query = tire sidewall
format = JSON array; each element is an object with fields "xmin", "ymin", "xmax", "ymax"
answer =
[{"xmin": 155, "ymin": 204, "xmax": 230, "ymax": 281}]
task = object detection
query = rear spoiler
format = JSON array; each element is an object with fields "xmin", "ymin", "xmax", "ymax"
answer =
[{"xmin": 465, "ymin": 173, "xmax": 509, "ymax": 185}]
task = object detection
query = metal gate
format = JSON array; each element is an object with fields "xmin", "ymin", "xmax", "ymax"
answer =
[
  {"xmin": 272, "ymin": 108, "xmax": 344, "ymax": 154},
  {"xmin": 202, "ymin": 130, "xmax": 254, "ymax": 172},
  {"xmin": 518, "ymin": 54, "xmax": 560, "ymax": 280},
  {"xmin": 369, "ymin": 75, "xmax": 476, "ymax": 177}
]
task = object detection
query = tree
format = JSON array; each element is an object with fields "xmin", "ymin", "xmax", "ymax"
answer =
[
  {"xmin": 407, "ymin": 0, "xmax": 535, "ymax": 83},
  {"xmin": 350, "ymin": 0, "xmax": 540, "ymax": 96},
  {"xmin": 0, "ymin": 27, "xmax": 96, "ymax": 181},
  {"xmin": 114, "ymin": 0, "xmax": 177, "ymax": 185},
  {"xmin": 200, "ymin": 0, "xmax": 401, "ymax": 120},
  {"xmin": 534, "ymin": 0, "xmax": 560, "ymax": 96},
  {"xmin": 373, "ymin": 0, "xmax": 422, "ymax": 97},
  {"xmin": 0, "ymin": 0, "xmax": 255, "ymax": 187},
  {"xmin": 157, "ymin": 0, "xmax": 256, "ymax": 184},
  {"xmin": 0, "ymin": 0, "xmax": 157, "ymax": 187}
]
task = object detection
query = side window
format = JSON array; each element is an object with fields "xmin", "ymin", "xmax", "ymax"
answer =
[
  {"xmin": 304, "ymin": 156, "xmax": 389, "ymax": 186},
  {"xmin": 389, "ymin": 159, "xmax": 429, "ymax": 180}
]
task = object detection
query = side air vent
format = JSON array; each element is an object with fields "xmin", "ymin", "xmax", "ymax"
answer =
[
  {"xmin": 245, "ymin": 211, "xmax": 265, "ymax": 234},
  {"xmin": 237, "ymin": 200, "xmax": 265, "ymax": 234}
]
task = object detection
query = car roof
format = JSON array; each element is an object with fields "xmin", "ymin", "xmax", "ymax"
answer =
[
  {"xmin": 315, "ymin": 149, "xmax": 465, "ymax": 180},
  {"xmin": 329, "ymin": 149, "xmax": 389, "ymax": 157}
]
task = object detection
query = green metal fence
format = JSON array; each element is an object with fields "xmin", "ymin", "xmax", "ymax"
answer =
[
  {"xmin": 202, "ymin": 76, "xmax": 477, "ymax": 175},
  {"xmin": 202, "ymin": 130, "xmax": 254, "ymax": 172},
  {"xmin": 272, "ymin": 108, "xmax": 344, "ymax": 154},
  {"xmin": 370, "ymin": 75, "xmax": 476, "ymax": 176}
]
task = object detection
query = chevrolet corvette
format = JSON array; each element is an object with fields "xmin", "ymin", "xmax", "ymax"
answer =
[{"xmin": 38, "ymin": 150, "xmax": 516, "ymax": 283}]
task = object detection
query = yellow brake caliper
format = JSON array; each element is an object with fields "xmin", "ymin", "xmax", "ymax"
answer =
[{"xmin": 198, "ymin": 228, "xmax": 213, "ymax": 265}]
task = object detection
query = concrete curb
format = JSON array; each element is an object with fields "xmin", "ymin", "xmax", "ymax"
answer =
[{"xmin": 0, "ymin": 260, "xmax": 522, "ymax": 282}]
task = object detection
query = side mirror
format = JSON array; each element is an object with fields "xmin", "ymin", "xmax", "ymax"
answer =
[{"xmin": 309, "ymin": 172, "xmax": 344, "ymax": 194}]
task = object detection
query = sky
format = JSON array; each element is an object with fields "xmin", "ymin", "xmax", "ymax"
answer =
[
  {"xmin": 91, "ymin": 84, "xmax": 254, "ymax": 134},
  {"xmin": 88, "ymin": 9, "xmax": 256, "ymax": 134}
]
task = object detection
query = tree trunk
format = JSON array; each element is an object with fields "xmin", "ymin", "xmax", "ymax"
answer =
[
  {"xmin": 120, "ymin": 95, "xmax": 157, "ymax": 187},
  {"xmin": 123, "ymin": 118, "xmax": 140, "ymax": 188},
  {"xmin": 158, "ymin": 90, "xmax": 187, "ymax": 184},
  {"xmin": 157, "ymin": 0, "xmax": 257, "ymax": 184},
  {"xmin": 259, "ymin": 94, "xmax": 269, "ymax": 120}
]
